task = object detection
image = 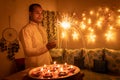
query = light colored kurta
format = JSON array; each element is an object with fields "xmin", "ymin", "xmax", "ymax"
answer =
[{"xmin": 19, "ymin": 21, "xmax": 52, "ymax": 68}]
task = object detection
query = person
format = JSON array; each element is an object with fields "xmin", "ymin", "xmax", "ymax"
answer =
[{"xmin": 19, "ymin": 3, "xmax": 56, "ymax": 68}]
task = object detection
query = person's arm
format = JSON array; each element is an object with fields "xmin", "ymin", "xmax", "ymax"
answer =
[{"xmin": 20, "ymin": 28, "xmax": 48, "ymax": 57}]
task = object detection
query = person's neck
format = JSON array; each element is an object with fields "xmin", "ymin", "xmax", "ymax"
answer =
[{"xmin": 30, "ymin": 20, "xmax": 41, "ymax": 25}]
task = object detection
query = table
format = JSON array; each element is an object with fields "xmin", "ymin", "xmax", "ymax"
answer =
[{"xmin": 3, "ymin": 68, "xmax": 84, "ymax": 80}]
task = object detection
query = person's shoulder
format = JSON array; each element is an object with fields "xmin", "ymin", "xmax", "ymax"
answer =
[{"xmin": 21, "ymin": 23, "xmax": 34, "ymax": 32}]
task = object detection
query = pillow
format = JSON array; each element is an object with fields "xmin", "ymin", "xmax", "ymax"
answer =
[
  {"xmin": 84, "ymin": 48, "xmax": 104, "ymax": 69},
  {"xmin": 93, "ymin": 59, "xmax": 108, "ymax": 73},
  {"xmin": 104, "ymin": 48, "xmax": 120, "ymax": 74}
]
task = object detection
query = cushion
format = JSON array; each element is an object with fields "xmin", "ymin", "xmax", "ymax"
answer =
[
  {"xmin": 104, "ymin": 48, "xmax": 120, "ymax": 74},
  {"xmin": 84, "ymin": 48, "xmax": 104, "ymax": 69},
  {"xmin": 93, "ymin": 59, "xmax": 108, "ymax": 73}
]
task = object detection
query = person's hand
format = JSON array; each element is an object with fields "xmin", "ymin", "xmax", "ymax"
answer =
[{"xmin": 46, "ymin": 40, "xmax": 56, "ymax": 50}]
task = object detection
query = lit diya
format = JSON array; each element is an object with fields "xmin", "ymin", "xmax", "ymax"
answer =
[
  {"xmin": 68, "ymin": 65, "xmax": 76, "ymax": 73},
  {"xmin": 31, "ymin": 68, "xmax": 43, "ymax": 77},
  {"xmin": 43, "ymin": 70, "xmax": 53, "ymax": 78},
  {"xmin": 58, "ymin": 67, "xmax": 67, "ymax": 76}
]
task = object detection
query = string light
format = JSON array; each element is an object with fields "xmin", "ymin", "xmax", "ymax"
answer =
[
  {"xmin": 57, "ymin": 6, "xmax": 119, "ymax": 48},
  {"xmin": 90, "ymin": 10, "xmax": 94, "ymax": 15},
  {"xmin": 72, "ymin": 31, "xmax": 79, "ymax": 40},
  {"xmin": 105, "ymin": 31, "xmax": 114, "ymax": 41},
  {"xmin": 61, "ymin": 31, "xmax": 67, "ymax": 39},
  {"xmin": 87, "ymin": 33, "xmax": 96, "ymax": 43},
  {"xmin": 60, "ymin": 21, "xmax": 71, "ymax": 29}
]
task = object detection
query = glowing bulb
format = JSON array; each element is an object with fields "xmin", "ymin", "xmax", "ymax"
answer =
[
  {"xmin": 90, "ymin": 10, "xmax": 94, "ymax": 15},
  {"xmin": 98, "ymin": 7, "xmax": 102, "ymax": 11},
  {"xmin": 60, "ymin": 21, "xmax": 71, "ymax": 29},
  {"xmin": 116, "ymin": 15, "xmax": 120, "ymax": 26},
  {"xmin": 118, "ymin": 9, "xmax": 120, "ymax": 12},
  {"xmin": 105, "ymin": 31, "xmax": 113, "ymax": 41},
  {"xmin": 72, "ymin": 31, "xmax": 79, "ymax": 40},
  {"xmin": 82, "ymin": 13, "xmax": 85, "ymax": 17},
  {"xmin": 96, "ymin": 21, "xmax": 102, "ymax": 28},
  {"xmin": 87, "ymin": 33, "xmax": 96, "ymax": 43},
  {"xmin": 88, "ymin": 18, "xmax": 91, "ymax": 24},
  {"xmin": 96, "ymin": 12, "xmax": 99, "ymax": 17},
  {"xmin": 83, "ymin": 17, "xmax": 86, "ymax": 21},
  {"xmin": 105, "ymin": 7, "xmax": 109, "ymax": 12},
  {"xmin": 88, "ymin": 27, "xmax": 94, "ymax": 32},
  {"xmin": 109, "ymin": 26, "xmax": 113, "ymax": 30},
  {"xmin": 81, "ymin": 22, "xmax": 86, "ymax": 29},
  {"xmin": 61, "ymin": 31, "xmax": 67, "ymax": 39}
]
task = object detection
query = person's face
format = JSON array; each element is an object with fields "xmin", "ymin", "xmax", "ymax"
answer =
[{"xmin": 30, "ymin": 6, "xmax": 43, "ymax": 23}]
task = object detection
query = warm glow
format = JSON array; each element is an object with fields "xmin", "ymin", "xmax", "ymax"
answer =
[
  {"xmin": 116, "ymin": 15, "xmax": 120, "ymax": 26},
  {"xmin": 88, "ymin": 27, "xmax": 94, "ymax": 32},
  {"xmin": 90, "ymin": 10, "xmax": 94, "ymax": 15},
  {"xmin": 88, "ymin": 18, "xmax": 92, "ymax": 24},
  {"xmin": 44, "ymin": 64, "xmax": 47, "ymax": 67},
  {"xmin": 61, "ymin": 31, "xmax": 67, "ymax": 39},
  {"xmin": 96, "ymin": 21, "xmax": 101, "ymax": 27},
  {"xmin": 105, "ymin": 31, "xmax": 115, "ymax": 41},
  {"xmin": 60, "ymin": 21, "xmax": 71, "ymax": 29},
  {"xmin": 105, "ymin": 7, "xmax": 109, "ymax": 12},
  {"xmin": 87, "ymin": 33, "xmax": 96, "ymax": 43},
  {"xmin": 109, "ymin": 26, "xmax": 113, "ymax": 30},
  {"xmin": 117, "ymin": 9, "xmax": 120, "ymax": 12},
  {"xmin": 57, "ymin": 7, "xmax": 119, "ymax": 48},
  {"xmin": 83, "ymin": 17, "xmax": 86, "ymax": 21},
  {"xmin": 64, "ymin": 62, "xmax": 67, "ymax": 65},
  {"xmin": 40, "ymin": 68, "xmax": 43, "ymax": 71},
  {"xmin": 60, "ymin": 67, "xmax": 63, "ymax": 72},
  {"xmin": 96, "ymin": 12, "xmax": 99, "ymax": 17},
  {"xmin": 72, "ymin": 31, "xmax": 79, "ymax": 40},
  {"xmin": 80, "ymin": 22, "xmax": 86, "ymax": 30},
  {"xmin": 54, "ymin": 61, "xmax": 56, "ymax": 64},
  {"xmin": 70, "ymin": 65, "xmax": 73, "ymax": 68},
  {"xmin": 82, "ymin": 13, "xmax": 85, "ymax": 17}
]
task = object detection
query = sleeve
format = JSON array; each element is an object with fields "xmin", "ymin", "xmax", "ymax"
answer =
[{"xmin": 20, "ymin": 28, "xmax": 48, "ymax": 57}]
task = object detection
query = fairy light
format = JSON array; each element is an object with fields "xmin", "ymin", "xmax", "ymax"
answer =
[
  {"xmin": 90, "ymin": 10, "xmax": 94, "ymax": 15},
  {"xmin": 72, "ymin": 31, "xmax": 79, "ymax": 40},
  {"xmin": 98, "ymin": 7, "xmax": 102, "ymax": 11},
  {"xmin": 105, "ymin": 7, "xmax": 109, "ymax": 12},
  {"xmin": 96, "ymin": 12, "xmax": 99, "ymax": 17},
  {"xmin": 88, "ymin": 27, "xmax": 94, "ymax": 32},
  {"xmin": 96, "ymin": 17, "xmax": 104, "ymax": 28},
  {"xmin": 80, "ymin": 22, "xmax": 86, "ymax": 30},
  {"xmin": 105, "ymin": 26, "xmax": 116, "ymax": 42},
  {"xmin": 87, "ymin": 33, "xmax": 96, "ymax": 43},
  {"xmin": 87, "ymin": 28, "xmax": 96, "ymax": 43},
  {"xmin": 88, "ymin": 18, "xmax": 92, "ymax": 24},
  {"xmin": 105, "ymin": 31, "xmax": 114, "ymax": 41},
  {"xmin": 57, "ymin": 7, "xmax": 119, "ymax": 48},
  {"xmin": 82, "ymin": 13, "xmax": 85, "ymax": 17},
  {"xmin": 83, "ymin": 17, "xmax": 86, "ymax": 21},
  {"xmin": 61, "ymin": 31, "xmax": 67, "ymax": 39},
  {"xmin": 116, "ymin": 15, "xmax": 120, "ymax": 26},
  {"xmin": 109, "ymin": 25, "xmax": 113, "ymax": 30},
  {"xmin": 118, "ymin": 9, "xmax": 120, "ymax": 12},
  {"xmin": 60, "ymin": 21, "xmax": 71, "ymax": 29}
]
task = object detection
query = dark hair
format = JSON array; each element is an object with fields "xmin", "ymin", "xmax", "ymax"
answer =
[{"xmin": 29, "ymin": 3, "xmax": 42, "ymax": 12}]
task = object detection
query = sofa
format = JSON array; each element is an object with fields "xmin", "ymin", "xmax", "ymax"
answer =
[{"xmin": 50, "ymin": 48, "xmax": 120, "ymax": 80}]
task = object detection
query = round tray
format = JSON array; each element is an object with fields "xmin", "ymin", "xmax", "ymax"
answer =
[{"xmin": 28, "ymin": 64, "xmax": 80, "ymax": 80}]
